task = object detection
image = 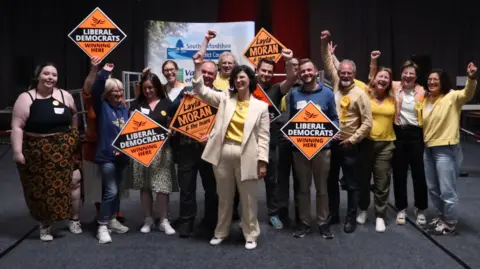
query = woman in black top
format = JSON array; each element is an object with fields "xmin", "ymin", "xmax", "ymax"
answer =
[
  {"xmin": 130, "ymin": 70, "xmax": 177, "ymax": 234},
  {"xmin": 10, "ymin": 63, "xmax": 81, "ymax": 241}
]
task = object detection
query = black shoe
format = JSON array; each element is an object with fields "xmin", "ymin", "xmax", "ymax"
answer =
[
  {"xmin": 344, "ymin": 219, "xmax": 356, "ymax": 233},
  {"xmin": 178, "ymin": 220, "xmax": 194, "ymax": 238},
  {"xmin": 293, "ymin": 223, "xmax": 311, "ymax": 238},
  {"xmin": 327, "ymin": 215, "xmax": 340, "ymax": 225},
  {"xmin": 319, "ymin": 224, "xmax": 334, "ymax": 239}
]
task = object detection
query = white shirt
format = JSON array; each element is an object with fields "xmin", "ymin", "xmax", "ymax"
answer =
[
  {"xmin": 399, "ymin": 89, "xmax": 419, "ymax": 126},
  {"xmin": 167, "ymin": 87, "xmax": 183, "ymax": 101}
]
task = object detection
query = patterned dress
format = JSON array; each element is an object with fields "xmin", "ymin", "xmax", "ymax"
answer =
[
  {"xmin": 129, "ymin": 99, "xmax": 177, "ymax": 193},
  {"xmin": 18, "ymin": 128, "xmax": 81, "ymax": 221}
]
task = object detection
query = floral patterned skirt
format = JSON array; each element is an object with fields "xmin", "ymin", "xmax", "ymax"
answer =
[
  {"xmin": 131, "ymin": 143, "xmax": 178, "ymax": 194},
  {"xmin": 17, "ymin": 129, "xmax": 81, "ymax": 222}
]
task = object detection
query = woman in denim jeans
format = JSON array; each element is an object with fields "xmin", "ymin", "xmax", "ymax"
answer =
[
  {"xmin": 92, "ymin": 63, "xmax": 131, "ymax": 243},
  {"xmin": 422, "ymin": 63, "xmax": 477, "ymax": 235}
]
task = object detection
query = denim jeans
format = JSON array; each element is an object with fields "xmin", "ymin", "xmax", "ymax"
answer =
[
  {"xmin": 423, "ymin": 144, "xmax": 462, "ymax": 225},
  {"xmin": 98, "ymin": 161, "xmax": 127, "ymax": 224}
]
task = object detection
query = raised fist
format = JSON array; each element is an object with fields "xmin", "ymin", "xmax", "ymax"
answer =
[
  {"xmin": 103, "ymin": 63, "xmax": 114, "ymax": 72},
  {"xmin": 320, "ymin": 30, "xmax": 330, "ymax": 40},
  {"xmin": 142, "ymin": 66, "xmax": 152, "ymax": 74},
  {"xmin": 281, "ymin": 48, "xmax": 293, "ymax": 61},
  {"xmin": 467, "ymin": 62, "xmax": 477, "ymax": 79},
  {"xmin": 91, "ymin": 56, "xmax": 102, "ymax": 68},
  {"xmin": 371, "ymin": 50, "xmax": 381, "ymax": 59},
  {"xmin": 206, "ymin": 30, "xmax": 217, "ymax": 41},
  {"xmin": 193, "ymin": 52, "xmax": 203, "ymax": 65}
]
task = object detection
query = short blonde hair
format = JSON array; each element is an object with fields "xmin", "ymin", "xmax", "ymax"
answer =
[
  {"xmin": 218, "ymin": 52, "xmax": 237, "ymax": 67},
  {"xmin": 103, "ymin": 78, "xmax": 124, "ymax": 99}
]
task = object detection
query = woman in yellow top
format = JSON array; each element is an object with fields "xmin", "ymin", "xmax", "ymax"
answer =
[
  {"xmin": 356, "ymin": 67, "xmax": 396, "ymax": 233},
  {"xmin": 191, "ymin": 53, "xmax": 270, "ymax": 250},
  {"xmin": 422, "ymin": 63, "xmax": 477, "ymax": 235}
]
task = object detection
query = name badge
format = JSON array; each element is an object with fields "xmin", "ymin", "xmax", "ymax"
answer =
[
  {"xmin": 296, "ymin": 100, "xmax": 307, "ymax": 110},
  {"xmin": 54, "ymin": 107, "xmax": 65, "ymax": 114},
  {"xmin": 141, "ymin": 107, "xmax": 150, "ymax": 115}
]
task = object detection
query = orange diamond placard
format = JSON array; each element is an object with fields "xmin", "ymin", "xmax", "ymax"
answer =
[
  {"xmin": 281, "ymin": 101, "xmax": 340, "ymax": 160},
  {"xmin": 112, "ymin": 110, "xmax": 169, "ymax": 167},
  {"xmin": 243, "ymin": 28, "xmax": 286, "ymax": 67},
  {"xmin": 68, "ymin": 7, "xmax": 127, "ymax": 60},
  {"xmin": 252, "ymin": 84, "xmax": 281, "ymax": 122},
  {"xmin": 169, "ymin": 95, "xmax": 218, "ymax": 142}
]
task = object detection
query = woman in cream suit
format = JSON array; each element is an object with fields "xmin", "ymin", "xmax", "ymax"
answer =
[{"xmin": 191, "ymin": 53, "xmax": 270, "ymax": 250}]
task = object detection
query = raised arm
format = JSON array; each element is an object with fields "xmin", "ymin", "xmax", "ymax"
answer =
[
  {"xmin": 191, "ymin": 53, "xmax": 224, "ymax": 107},
  {"xmin": 10, "ymin": 93, "xmax": 31, "ymax": 164},
  {"xmin": 92, "ymin": 63, "xmax": 113, "ymax": 114},
  {"xmin": 83, "ymin": 57, "xmax": 102, "ymax": 96},
  {"xmin": 328, "ymin": 41, "xmax": 341, "ymax": 70},
  {"xmin": 279, "ymin": 49, "xmax": 298, "ymax": 95},
  {"xmin": 368, "ymin": 51, "xmax": 381, "ymax": 81},
  {"xmin": 320, "ymin": 30, "xmax": 339, "ymax": 86},
  {"xmin": 454, "ymin": 62, "xmax": 478, "ymax": 104}
]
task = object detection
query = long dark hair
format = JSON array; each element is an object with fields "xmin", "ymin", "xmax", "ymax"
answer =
[
  {"xmin": 229, "ymin": 65, "xmax": 256, "ymax": 93},
  {"xmin": 426, "ymin": 69, "xmax": 452, "ymax": 96},
  {"xmin": 28, "ymin": 62, "xmax": 57, "ymax": 90},
  {"xmin": 136, "ymin": 72, "xmax": 166, "ymax": 104}
]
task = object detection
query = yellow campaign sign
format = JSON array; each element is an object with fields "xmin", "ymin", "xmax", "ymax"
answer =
[
  {"xmin": 68, "ymin": 7, "xmax": 127, "ymax": 60},
  {"xmin": 169, "ymin": 95, "xmax": 218, "ymax": 142},
  {"xmin": 281, "ymin": 101, "xmax": 339, "ymax": 160},
  {"xmin": 112, "ymin": 110, "xmax": 169, "ymax": 167},
  {"xmin": 243, "ymin": 28, "xmax": 286, "ymax": 67}
]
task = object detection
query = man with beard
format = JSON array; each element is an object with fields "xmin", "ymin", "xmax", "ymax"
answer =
[
  {"xmin": 284, "ymin": 52, "xmax": 338, "ymax": 239},
  {"xmin": 253, "ymin": 57, "xmax": 297, "ymax": 229},
  {"xmin": 168, "ymin": 31, "xmax": 219, "ymax": 237},
  {"xmin": 320, "ymin": 30, "xmax": 372, "ymax": 233}
]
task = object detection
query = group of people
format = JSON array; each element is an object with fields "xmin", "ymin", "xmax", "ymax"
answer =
[{"xmin": 11, "ymin": 29, "xmax": 477, "ymax": 250}]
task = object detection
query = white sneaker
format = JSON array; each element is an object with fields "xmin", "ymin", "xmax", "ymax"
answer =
[
  {"xmin": 97, "ymin": 225, "xmax": 112, "ymax": 244},
  {"xmin": 210, "ymin": 237, "xmax": 225, "ymax": 245},
  {"xmin": 396, "ymin": 210, "xmax": 406, "ymax": 225},
  {"xmin": 108, "ymin": 219, "xmax": 129, "ymax": 234},
  {"xmin": 39, "ymin": 225, "xmax": 53, "ymax": 242},
  {"xmin": 415, "ymin": 209, "xmax": 427, "ymax": 226},
  {"xmin": 159, "ymin": 219, "xmax": 175, "ymax": 235},
  {"xmin": 356, "ymin": 210, "xmax": 367, "ymax": 224},
  {"xmin": 68, "ymin": 220, "xmax": 83, "ymax": 234},
  {"xmin": 140, "ymin": 217, "xmax": 154, "ymax": 233},
  {"xmin": 245, "ymin": 241, "xmax": 257, "ymax": 250},
  {"xmin": 375, "ymin": 218, "xmax": 386, "ymax": 232}
]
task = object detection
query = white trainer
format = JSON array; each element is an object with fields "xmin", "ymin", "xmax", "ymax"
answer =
[
  {"xmin": 209, "ymin": 237, "xmax": 225, "ymax": 245},
  {"xmin": 97, "ymin": 225, "xmax": 112, "ymax": 244},
  {"xmin": 396, "ymin": 210, "xmax": 406, "ymax": 225},
  {"xmin": 356, "ymin": 210, "xmax": 367, "ymax": 224},
  {"xmin": 108, "ymin": 219, "xmax": 129, "ymax": 234},
  {"xmin": 245, "ymin": 241, "xmax": 257, "ymax": 250},
  {"xmin": 375, "ymin": 218, "xmax": 386, "ymax": 232},
  {"xmin": 140, "ymin": 217, "xmax": 154, "ymax": 234},
  {"xmin": 159, "ymin": 219, "xmax": 175, "ymax": 235},
  {"xmin": 415, "ymin": 209, "xmax": 427, "ymax": 226},
  {"xmin": 68, "ymin": 220, "xmax": 83, "ymax": 234},
  {"xmin": 40, "ymin": 225, "xmax": 53, "ymax": 242}
]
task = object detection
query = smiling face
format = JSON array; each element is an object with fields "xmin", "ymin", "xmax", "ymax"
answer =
[
  {"xmin": 201, "ymin": 61, "xmax": 217, "ymax": 88},
  {"xmin": 374, "ymin": 70, "xmax": 391, "ymax": 94},
  {"xmin": 219, "ymin": 54, "xmax": 235, "ymax": 77},
  {"xmin": 401, "ymin": 66, "xmax": 416, "ymax": 88},
  {"xmin": 427, "ymin": 72, "xmax": 441, "ymax": 95},
  {"xmin": 142, "ymin": 80, "xmax": 157, "ymax": 101},
  {"xmin": 234, "ymin": 71, "xmax": 250, "ymax": 94},
  {"xmin": 162, "ymin": 61, "xmax": 178, "ymax": 84},
  {"xmin": 299, "ymin": 62, "xmax": 317, "ymax": 85},
  {"xmin": 38, "ymin": 65, "xmax": 58, "ymax": 89},
  {"xmin": 256, "ymin": 61, "xmax": 274, "ymax": 85},
  {"xmin": 338, "ymin": 62, "xmax": 355, "ymax": 88}
]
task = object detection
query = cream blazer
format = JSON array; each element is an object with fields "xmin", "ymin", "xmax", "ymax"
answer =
[{"xmin": 192, "ymin": 76, "xmax": 270, "ymax": 181}]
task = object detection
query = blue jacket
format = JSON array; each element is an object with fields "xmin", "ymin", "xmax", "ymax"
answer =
[
  {"xmin": 92, "ymin": 69, "xmax": 130, "ymax": 163},
  {"xmin": 288, "ymin": 83, "xmax": 339, "ymax": 149}
]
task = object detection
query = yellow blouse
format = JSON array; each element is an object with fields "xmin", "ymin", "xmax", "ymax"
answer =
[
  {"xmin": 225, "ymin": 100, "xmax": 249, "ymax": 143},
  {"xmin": 213, "ymin": 74, "xmax": 230, "ymax": 92},
  {"xmin": 369, "ymin": 97, "xmax": 396, "ymax": 141}
]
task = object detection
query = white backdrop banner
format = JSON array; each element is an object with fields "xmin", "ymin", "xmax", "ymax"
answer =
[{"xmin": 145, "ymin": 21, "xmax": 255, "ymax": 84}]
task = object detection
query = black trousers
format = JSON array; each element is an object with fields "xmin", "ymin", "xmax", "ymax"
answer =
[
  {"xmin": 177, "ymin": 143, "xmax": 218, "ymax": 223},
  {"xmin": 327, "ymin": 140, "xmax": 363, "ymax": 221},
  {"xmin": 392, "ymin": 125, "xmax": 428, "ymax": 211},
  {"xmin": 277, "ymin": 137, "xmax": 299, "ymax": 221},
  {"xmin": 232, "ymin": 145, "xmax": 280, "ymax": 218}
]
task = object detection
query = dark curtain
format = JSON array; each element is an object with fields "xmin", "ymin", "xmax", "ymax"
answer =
[{"xmin": 309, "ymin": 0, "xmax": 480, "ymax": 93}]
